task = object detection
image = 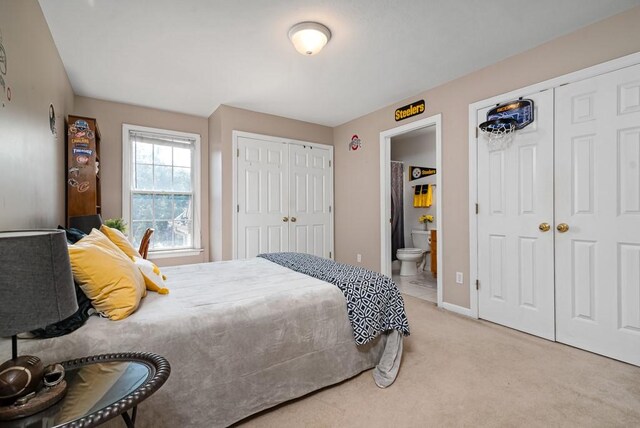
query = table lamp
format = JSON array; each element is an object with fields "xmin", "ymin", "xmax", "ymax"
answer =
[
  {"xmin": 68, "ymin": 214, "xmax": 103, "ymax": 235},
  {"xmin": 0, "ymin": 230, "xmax": 78, "ymax": 419}
]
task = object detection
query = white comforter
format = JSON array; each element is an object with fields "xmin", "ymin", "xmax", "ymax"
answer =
[{"xmin": 1, "ymin": 258, "xmax": 389, "ymax": 427}]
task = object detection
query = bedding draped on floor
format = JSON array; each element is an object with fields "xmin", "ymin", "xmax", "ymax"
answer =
[
  {"xmin": 258, "ymin": 252, "xmax": 410, "ymax": 345},
  {"xmin": 258, "ymin": 253, "xmax": 409, "ymax": 389}
]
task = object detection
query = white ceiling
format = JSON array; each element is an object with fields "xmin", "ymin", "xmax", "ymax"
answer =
[{"xmin": 39, "ymin": 0, "xmax": 640, "ymax": 126}]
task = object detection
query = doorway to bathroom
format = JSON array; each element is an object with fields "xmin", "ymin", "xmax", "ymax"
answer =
[{"xmin": 380, "ymin": 115, "xmax": 442, "ymax": 306}]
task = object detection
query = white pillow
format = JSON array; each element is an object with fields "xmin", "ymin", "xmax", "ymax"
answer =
[{"xmin": 133, "ymin": 257, "xmax": 169, "ymax": 295}]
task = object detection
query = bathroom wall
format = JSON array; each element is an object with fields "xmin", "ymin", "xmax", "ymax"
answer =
[{"xmin": 390, "ymin": 127, "xmax": 437, "ymax": 247}]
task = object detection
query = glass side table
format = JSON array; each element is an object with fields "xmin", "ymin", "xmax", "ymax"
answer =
[{"xmin": 0, "ymin": 352, "xmax": 170, "ymax": 428}]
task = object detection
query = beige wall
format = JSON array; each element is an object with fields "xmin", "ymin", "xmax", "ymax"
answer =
[
  {"xmin": 73, "ymin": 96, "xmax": 210, "ymax": 266},
  {"xmin": 333, "ymin": 6, "xmax": 640, "ymax": 309},
  {"xmin": 208, "ymin": 105, "xmax": 333, "ymax": 260},
  {"xmin": 0, "ymin": 0, "xmax": 75, "ymax": 230}
]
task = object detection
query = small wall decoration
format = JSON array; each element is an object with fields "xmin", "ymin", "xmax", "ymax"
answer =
[
  {"xmin": 395, "ymin": 99, "xmax": 425, "ymax": 121},
  {"xmin": 0, "ymin": 28, "xmax": 10, "ymax": 109},
  {"xmin": 49, "ymin": 104, "xmax": 56, "ymax": 134},
  {"xmin": 349, "ymin": 134, "xmax": 362, "ymax": 151},
  {"xmin": 409, "ymin": 166, "xmax": 436, "ymax": 181},
  {"xmin": 72, "ymin": 148, "xmax": 93, "ymax": 156}
]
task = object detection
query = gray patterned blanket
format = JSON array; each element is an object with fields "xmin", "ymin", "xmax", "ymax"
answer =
[{"xmin": 258, "ymin": 252, "xmax": 410, "ymax": 345}]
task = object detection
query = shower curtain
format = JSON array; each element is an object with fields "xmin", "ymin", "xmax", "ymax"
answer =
[{"xmin": 390, "ymin": 162, "xmax": 405, "ymax": 261}]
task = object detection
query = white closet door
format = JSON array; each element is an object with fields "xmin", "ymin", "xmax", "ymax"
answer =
[
  {"xmin": 477, "ymin": 90, "xmax": 556, "ymax": 340},
  {"xmin": 555, "ymin": 64, "xmax": 640, "ymax": 366},
  {"xmin": 236, "ymin": 136, "xmax": 289, "ymax": 259},
  {"xmin": 288, "ymin": 143, "xmax": 332, "ymax": 258}
]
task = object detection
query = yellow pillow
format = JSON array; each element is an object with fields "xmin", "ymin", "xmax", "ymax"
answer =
[
  {"xmin": 99, "ymin": 225, "xmax": 142, "ymax": 260},
  {"xmin": 68, "ymin": 229, "xmax": 146, "ymax": 320},
  {"xmin": 133, "ymin": 257, "xmax": 169, "ymax": 295}
]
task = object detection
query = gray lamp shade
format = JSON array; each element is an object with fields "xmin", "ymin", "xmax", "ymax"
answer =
[
  {"xmin": 0, "ymin": 230, "xmax": 78, "ymax": 336},
  {"xmin": 68, "ymin": 214, "xmax": 103, "ymax": 235}
]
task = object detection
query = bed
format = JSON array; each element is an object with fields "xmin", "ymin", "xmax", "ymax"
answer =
[{"xmin": 0, "ymin": 256, "xmax": 407, "ymax": 427}]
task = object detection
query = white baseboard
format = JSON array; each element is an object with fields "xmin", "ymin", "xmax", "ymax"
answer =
[{"xmin": 441, "ymin": 302, "xmax": 476, "ymax": 318}]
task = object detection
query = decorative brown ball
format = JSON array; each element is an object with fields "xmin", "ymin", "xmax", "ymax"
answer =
[{"xmin": 0, "ymin": 356, "xmax": 44, "ymax": 403}]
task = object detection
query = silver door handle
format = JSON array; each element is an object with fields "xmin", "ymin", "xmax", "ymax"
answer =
[
  {"xmin": 291, "ymin": 217, "xmax": 297, "ymax": 222},
  {"xmin": 282, "ymin": 217, "xmax": 289, "ymax": 222}
]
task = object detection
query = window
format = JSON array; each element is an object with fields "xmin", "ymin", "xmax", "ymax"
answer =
[{"xmin": 122, "ymin": 124, "xmax": 201, "ymax": 256}]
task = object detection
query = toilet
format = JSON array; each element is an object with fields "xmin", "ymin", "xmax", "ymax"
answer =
[{"xmin": 396, "ymin": 230, "xmax": 430, "ymax": 276}]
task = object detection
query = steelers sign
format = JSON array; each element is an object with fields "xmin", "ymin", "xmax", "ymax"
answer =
[{"xmin": 409, "ymin": 166, "xmax": 436, "ymax": 181}]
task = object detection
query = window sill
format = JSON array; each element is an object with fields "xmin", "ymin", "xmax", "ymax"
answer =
[{"xmin": 148, "ymin": 248, "xmax": 204, "ymax": 259}]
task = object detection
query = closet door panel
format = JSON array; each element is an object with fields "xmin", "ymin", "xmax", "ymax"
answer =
[
  {"xmin": 476, "ymin": 89, "xmax": 556, "ymax": 340},
  {"xmin": 555, "ymin": 63, "xmax": 640, "ymax": 366},
  {"xmin": 236, "ymin": 136, "xmax": 289, "ymax": 258},
  {"xmin": 288, "ymin": 144, "xmax": 332, "ymax": 258}
]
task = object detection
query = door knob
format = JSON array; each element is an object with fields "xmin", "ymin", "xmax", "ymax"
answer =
[
  {"xmin": 557, "ymin": 223, "xmax": 569, "ymax": 233},
  {"xmin": 291, "ymin": 217, "xmax": 297, "ymax": 222},
  {"xmin": 539, "ymin": 223, "xmax": 551, "ymax": 232},
  {"xmin": 282, "ymin": 217, "xmax": 289, "ymax": 222}
]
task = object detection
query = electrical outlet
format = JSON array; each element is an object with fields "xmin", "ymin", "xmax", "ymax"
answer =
[
  {"xmin": 357, "ymin": 254, "xmax": 362, "ymax": 263},
  {"xmin": 456, "ymin": 272, "xmax": 464, "ymax": 284}
]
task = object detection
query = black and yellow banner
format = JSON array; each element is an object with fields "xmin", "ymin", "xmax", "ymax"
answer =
[
  {"xmin": 409, "ymin": 166, "xmax": 436, "ymax": 181},
  {"xmin": 395, "ymin": 100, "xmax": 425, "ymax": 121}
]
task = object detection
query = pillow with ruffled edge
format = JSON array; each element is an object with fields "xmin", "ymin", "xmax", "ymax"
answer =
[{"xmin": 133, "ymin": 257, "xmax": 169, "ymax": 295}]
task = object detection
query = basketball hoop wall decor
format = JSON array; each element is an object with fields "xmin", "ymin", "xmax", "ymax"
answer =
[{"xmin": 479, "ymin": 98, "xmax": 534, "ymax": 151}]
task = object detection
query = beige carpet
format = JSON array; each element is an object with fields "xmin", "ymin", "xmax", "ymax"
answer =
[{"xmin": 237, "ymin": 295, "xmax": 640, "ymax": 427}]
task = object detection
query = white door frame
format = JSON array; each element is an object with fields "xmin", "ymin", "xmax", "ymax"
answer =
[
  {"xmin": 468, "ymin": 51, "xmax": 640, "ymax": 319},
  {"xmin": 232, "ymin": 130, "xmax": 334, "ymax": 259},
  {"xmin": 379, "ymin": 114, "xmax": 443, "ymax": 308}
]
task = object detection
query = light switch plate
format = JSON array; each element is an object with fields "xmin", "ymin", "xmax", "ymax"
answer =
[{"xmin": 456, "ymin": 272, "xmax": 464, "ymax": 284}]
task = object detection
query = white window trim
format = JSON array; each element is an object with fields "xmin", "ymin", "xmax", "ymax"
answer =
[{"xmin": 122, "ymin": 123, "xmax": 202, "ymax": 257}]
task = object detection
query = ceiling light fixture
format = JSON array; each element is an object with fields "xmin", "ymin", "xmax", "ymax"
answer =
[{"xmin": 288, "ymin": 22, "xmax": 331, "ymax": 56}]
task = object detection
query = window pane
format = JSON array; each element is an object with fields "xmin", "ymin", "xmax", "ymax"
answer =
[
  {"xmin": 173, "ymin": 167, "xmax": 191, "ymax": 192},
  {"xmin": 131, "ymin": 220, "xmax": 153, "ymax": 248},
  {"xmin": 135, "ymin": 142, "xmax": 153, "ymax": 164},
  {"xmin": 135, "ymin": 164, "xmax": 153, "ymax": 190},
  {"xmin": 154, "ymin": 165, "xmax": 172, "ymax": 191},
  {"xmin": 132, "ymin": 193, "xmax": 153, "ymax": 220},
  {"xmin": 154, "ymin": 194, "xmax": 174, "ymax": 220},
  {"xmin": 173, "ymin": 147, "xmax": 191, "ymax": 167},
  {"xmin": 173, "ymin": 220, "xmax": 192, "ymax": 248},
  {"xmin": 174, "ymin": 194, "xmax": 192, "ymax": 221},
  {"xmin": 153, "ymin": 220, "xmax": 173, "ymax": 249},
  {"xmin": 154, "ymin": 145, "xmax": 172, "ymax": 166}
]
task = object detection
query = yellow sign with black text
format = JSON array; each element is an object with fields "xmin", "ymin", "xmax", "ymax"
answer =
[{"xmin": 395, "ymin": 100, "xmax": 425, "ymax": 121}]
